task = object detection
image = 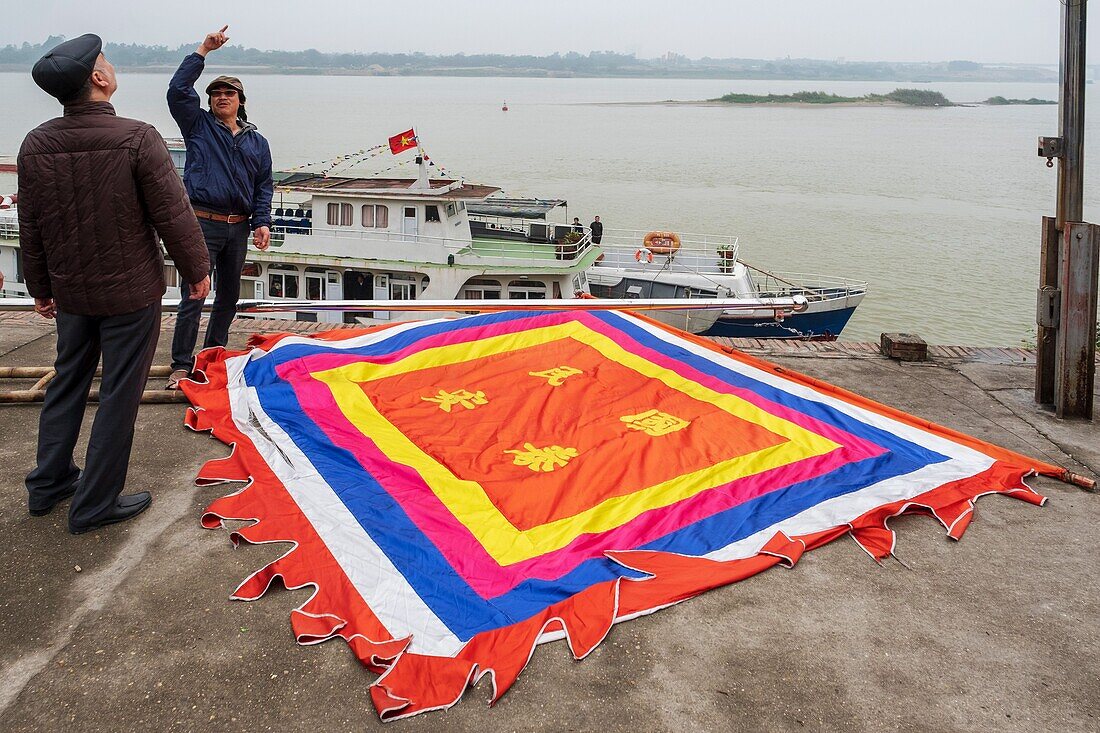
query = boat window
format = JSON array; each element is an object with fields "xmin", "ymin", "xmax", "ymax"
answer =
[
  {"xmin": 241, "ymin": 262, "xmax": 261, "ymax": 278},
  {"xmin": 445, "ymin": 203, "xmax": 456, "ymax": 218},
  {"xmin": 327, "ymin": 202, "xmax": 352, "ymax": 226},
  {"xmin": 361, "ymin": 204, "xmax": 389, "ymax": 228},
  {"xmin": 391, "ymin": 273, "xmax": 417, "ymax": 300},
  {"xmin": 507, "ymin": 280, "xmax": 546, "ymax": 300},
  {"xmin": 463, "ymin": 278, "xmax": 502, "ymax": 300},
  {"xmin": 425, "ymin": 205, "xmax": 441, "ymax": 222},
  {"xmin": 268, "ymin": 264, "xmax": 300, "ymax": 299}
]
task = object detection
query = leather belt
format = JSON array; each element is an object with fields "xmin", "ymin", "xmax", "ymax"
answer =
[{"xmin": 194, "ymin": 209, "xmax": 249, "ymax": 224}]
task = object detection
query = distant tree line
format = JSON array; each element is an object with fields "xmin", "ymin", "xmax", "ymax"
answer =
[
  {"xmin": 0, "ymin": 38, "xmax": 1060, "ymax": 82},
  {"xmin": 985, "ymin": 96, "xmax": 1057, "ymax": 105},
  {"xmin": 713, "ymin": 88, "xmax": 954, "ymax": 106}
]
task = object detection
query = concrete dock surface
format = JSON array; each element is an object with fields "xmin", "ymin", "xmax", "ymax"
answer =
[{"xmin": 0, "ymin": 313, "xmax": 1097, "ymax": 733}]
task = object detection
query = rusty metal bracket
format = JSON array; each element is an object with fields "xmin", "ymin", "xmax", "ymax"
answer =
[
  {"xmin": 1038, "ymin": 136, "xmax": 1064, "ymax": 167},
  {"xmin": 1036, "ymin": 286, "xmax": 1061, "ymax": 328}
]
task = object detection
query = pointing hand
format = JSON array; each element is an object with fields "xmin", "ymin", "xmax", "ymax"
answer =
[{"xmin": 198, "ymin": 26, "xmax": 230, "ymax": 56}]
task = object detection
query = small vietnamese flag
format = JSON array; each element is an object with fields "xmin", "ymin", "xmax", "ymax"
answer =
[{"xmin": 388, "ymin": 128, "xmax": 418, "ymax": 155}]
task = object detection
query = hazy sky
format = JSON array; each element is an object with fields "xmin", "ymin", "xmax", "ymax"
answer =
[{"xmin": 1, "ymin": 1, "xmax": 1074, "ymax": 64}]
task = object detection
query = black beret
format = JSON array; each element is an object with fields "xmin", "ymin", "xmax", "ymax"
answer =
[{"xmin": 31, "ymin": 33, "xmax": 103, "ymax": 101}]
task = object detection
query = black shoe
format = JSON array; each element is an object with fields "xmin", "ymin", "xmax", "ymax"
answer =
[
  {"xmin": 29, "ymin": 472, "xmax": 83, "ymax": 517},
  {"xmin": 68, "ymin": 492, "xmax": 152, "ymax": 535}
]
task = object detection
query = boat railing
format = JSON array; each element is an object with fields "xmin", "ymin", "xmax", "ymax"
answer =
[
  {"xmin": 748, "ymin": 269, "xmax": 868, "ymax": 301},
  {"xmin": 466, "ymin": 214, "xmax": 597, "ymax": 261},
  {"xmin": 0, "ymin": 219, "xmax": 18, "ymax": 240},
  {"xmin": 275, "ymin": 221, "xmax": 594, "ymax": 266},
  {"xmin": 600, "ymin": 228, "xmax": 739, "ymax": 253},
  {"xmin": 595, "ymin": 228, "xmax": 741, "ymax": 275}
]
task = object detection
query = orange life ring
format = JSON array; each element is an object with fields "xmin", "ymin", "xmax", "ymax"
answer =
[
  {"xmin": 644, "ymin": 231, "xmax": 681, "ymax": 255},
  {"xmin": 635, "ymin": 249, "xmax": 654, "ymax": 263}
]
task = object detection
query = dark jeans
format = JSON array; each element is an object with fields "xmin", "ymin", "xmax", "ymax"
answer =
[
  {"xmin": 26, "ymin": 303, "xmax": 160, "ymax": 527},
  {"xmin": 170, "ymin": 218, "xmax": 249, "ymax": 371}
]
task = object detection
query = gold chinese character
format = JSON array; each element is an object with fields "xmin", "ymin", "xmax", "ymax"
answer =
[
  {"xmin": 620, "ymin": 409, "xmax": 691, "ymax": 436},
  {"xmin": 421, "ymin": 388, "xmax": 488, "ymax": 413},
  {"xmin": 504, "ymin": 442, "xmax": 579, "ymax": 472},
  {"xmin": 529, "ymin": 366, "xmax": 583, "ymax": 387}
]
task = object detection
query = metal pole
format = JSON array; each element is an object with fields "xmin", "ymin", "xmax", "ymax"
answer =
[
  {"xmin": 1037, "ymin": 0, "xmax": 1096, "ymax": 418},
  {"xmin": 1056, "ymin": 0, "xmax": 1097, "ymax": 419},
  {"xmin": 1057, "ymin": 0, "xmax": 1087, "ymax": 230}
]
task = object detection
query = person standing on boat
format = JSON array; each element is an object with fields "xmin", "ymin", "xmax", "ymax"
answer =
[
  {"xmin": 20, "ymin": 35, "xmax": 210, "ymax": 533},
  {"xmin": 165, "ymin": 25, "xmax": 273, "ymax": 390},
  {"xmin": 589, "ymin": 215, "xmax": 603, "ymax": 244},
  {"xmin": 571, "ymin": 217, "xmax": 583, "ymax": 234}
]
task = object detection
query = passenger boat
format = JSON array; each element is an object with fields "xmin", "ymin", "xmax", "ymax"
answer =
[
  {"xmin": 588, "ymin": 230, "xmax": 866, "ymax": 340},
  {"xmin": 0, "ymin": 135, "xmax": 864, "ymax": 338},
  {"xmin": 465, "ymin": 203, "xmax": 866, "ymax": 340}
]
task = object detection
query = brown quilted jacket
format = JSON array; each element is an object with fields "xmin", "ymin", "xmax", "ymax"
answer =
[{"xmin": 17, "ymin": 101, "xmax": 209, "ymax": 316}]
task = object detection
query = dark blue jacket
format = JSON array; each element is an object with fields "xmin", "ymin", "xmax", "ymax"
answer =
[{"xmin": 167, "ymin": 53, "xmax": 272, "ymax": 229}]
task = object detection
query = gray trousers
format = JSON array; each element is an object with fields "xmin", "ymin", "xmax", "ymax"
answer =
[{"xmin": 26, "ymin": 303, "xmax": 160, "ymax": 527}]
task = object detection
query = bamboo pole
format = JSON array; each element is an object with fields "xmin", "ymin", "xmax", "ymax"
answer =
[
  {"xmin": 0, "ymin": 365, "xmax": 185, "ymax": 404},
  {"xmin": 0, "ymin": 389, "xmax": 189, "ymax": 404},
  {"xmin": 29, "ymin": 369, "xmax": 56, "ymax": 391},
  {"xmin": 0, "ymin": 366, "xmax": 175, "ymax": 379}
]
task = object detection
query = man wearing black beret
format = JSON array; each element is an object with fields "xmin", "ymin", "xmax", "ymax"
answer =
[{"xmin": 19, "ymin": 34, "xmax": 212, "ymax": 534}]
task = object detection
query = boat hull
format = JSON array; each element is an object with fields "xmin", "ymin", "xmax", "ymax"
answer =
[{"xmin": 703, "ymin": 304, "xmax": 859, "ymax": 340}]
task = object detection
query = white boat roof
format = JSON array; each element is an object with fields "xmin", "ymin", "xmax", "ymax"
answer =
[{"xmin": 276, "ymin": 173, "xmax": 500, "ymax": 201}]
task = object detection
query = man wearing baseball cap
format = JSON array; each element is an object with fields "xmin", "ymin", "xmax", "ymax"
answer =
[
  {"xmin": 165, "ymin": 25, "xmax": 273, "ymax": 390},
  {"xmin": 20, "ymin": 34, "xmax": 211, "ymax": 533}
]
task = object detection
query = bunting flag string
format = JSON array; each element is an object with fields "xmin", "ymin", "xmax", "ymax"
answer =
[
  {"xmin": 282, "ymin": 144, "xmax": 388, "ymax": 175},
  {"xmin": 417, "ymin": 146, "xmax": 465, "ymax": 183},
  {"xmin": 279, "ymin": 132, "xmax": 508, "ymax": 188},
  {"xmin": 368, "ymin": 156, "xmax": 418, "ymax": 177}
]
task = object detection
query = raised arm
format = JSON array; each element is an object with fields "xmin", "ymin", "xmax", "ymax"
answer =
[
  {"xmin": 166, "ymin": 53, "xmax": 205, "ymax": 137},
  {"xmin": 166, "ymin": 26, "xmax": 230, "ymax": 136},
  {"xmin": 133, "ymin": 127, "xmax": 209, "ymax": 284}
]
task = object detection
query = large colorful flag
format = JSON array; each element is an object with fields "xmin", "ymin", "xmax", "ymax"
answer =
[
  {"xmin": 388, "ymin": 128, "xmax": 418, "ymax": 155},
  {"xmin": 183, "ymin": 310, "xmax": 1061, "ymax": 721}
]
